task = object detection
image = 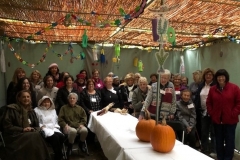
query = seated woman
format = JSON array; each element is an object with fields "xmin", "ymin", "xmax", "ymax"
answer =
[
  {"xmin": 176, "ymin": 89, "xmax": 196, "ymax": 149},
  {"xmin": 34, "ymin": 96, "xmax": 65, "ymax": 160},
  {"xmin": 58, "ymin": 93, "xmax": 88, "ymax": 157},
  {"xmin": 2, "ymin": 90, "xmax": 50, "ymax": 160},
  {"xmin": 73, "ymin": 73, "xmax": 86, "ymax": 93},
  {"xmin": 29, "ymin": 70, "xmax": 44, "ymax": 96},
  {"xmin": 132, "ymin": 77, "xmax": 151, "ymax": 118}
]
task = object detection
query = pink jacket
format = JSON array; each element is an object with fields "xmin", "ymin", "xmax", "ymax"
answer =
[{"xmin": 207, "ymin": 82, "xmax": 240, "ymax": 124}]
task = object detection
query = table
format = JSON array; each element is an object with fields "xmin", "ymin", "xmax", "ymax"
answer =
[{"xmin": 88, "ymin": 112, "xmax": 213, "ymax": 160}]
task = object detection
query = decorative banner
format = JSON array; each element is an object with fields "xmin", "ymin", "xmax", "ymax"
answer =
[
  {"xmin": 155, "ymin": 46, "xmax": 169, "ymax": 73},
  {"xmin": 100, "ymin": 48, "xmax": 106, "ymax": 63},
  {"xmin": 138, "ymin": 60, "xmax": 143, "ymax": 72},
  {"xmin": 179, "ymin": 55, "xmax": 185, "ymax": 74},
  {"xmin": 133, "ymin": 57, "xmax": 138, "ymax": 67},
  {"xmin": 8, "ymin": 42, "xmax": 51, "ymax": 68},
  {"xmin": 92, "ymin": 45, "xmax": 98, "ymax": 61}
]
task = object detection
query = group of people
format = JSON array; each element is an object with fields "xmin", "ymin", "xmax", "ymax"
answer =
[
  {"xmin": 139, "ymin": 68, "xmax": 240, "ymax": 160},
  {"xmin": 0, "ymin": 63, "xmax": 239, "ymax": 160}
]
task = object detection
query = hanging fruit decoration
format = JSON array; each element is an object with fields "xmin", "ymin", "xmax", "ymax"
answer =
[
  {"xmin": 113, "ymin": 39, "xmax": 122, "ymax": 63},
  {"xmin": 82, "ymin": 29, "xmax": 88, "ymax": 48},
  {"xmin": 136, "ymin": 109, "xmax": 156, "ymax": 142},
  {"xmin": 150, "ymin": 115, "xmax": 175, "ymax": 153}
]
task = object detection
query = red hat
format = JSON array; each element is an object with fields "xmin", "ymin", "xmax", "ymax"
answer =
[{"xmin": 76, "ymin": 73, "xmax": 85, "ymax": 79}]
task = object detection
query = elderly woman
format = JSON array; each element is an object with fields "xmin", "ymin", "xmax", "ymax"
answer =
[
  {"xmin": 139, "ymin": 69, "xmax": 176, "ymax": 120},
  {"xmin": 101, "ymin": 76, "xmax": 123, "ymax": 109},
  {"xmin": 119, "ymin": 73, "xmax": 138, "ymax": 114},
  {"xmin": 92, "ymin": 69, "xmax": 104, "ymax": 89},
  {"xmin": 195, "ymin": 68, "xmax": 216, "ymax": 156},
  {"xmin": 35, "ymin": 96, "xmax": 64, "ymax": 160},
  {"xmin": 2, "ymin": 90, "xmax": 50, "ymax": 160},
  {"xmin": 134, "ymin": 73, "xmax": 141, "ymax": 85},
  {"xmin": 207, "ymin": 69, "xmax": 240, "ymax": 160},
  {"xmin": 73, "ymin": 73, "xmax": 86, "ymax": 93},
  {"xmin": 58, "ymin": 93, "xmax": 88, "ymax": 157},
  {"xmin": 132, "ymin": 77, "xmax": 151, "ymax": 118},
  {"xmin": 173, "ymin": 73, "xmax": 187, "ymax": 101}
]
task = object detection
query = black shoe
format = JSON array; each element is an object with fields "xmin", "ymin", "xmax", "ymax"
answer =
[{"xmin": 79, "ymin": 141, "xmax": 87, "ymax": 153}]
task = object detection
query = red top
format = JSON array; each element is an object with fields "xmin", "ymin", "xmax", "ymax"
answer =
[
  {"xmin": 56, "ymin": 81, "xmax": 65, "ymax": 88},
  {"xmin": 207, "ymin": 82, "xmax": 240, "ymax": 124}
]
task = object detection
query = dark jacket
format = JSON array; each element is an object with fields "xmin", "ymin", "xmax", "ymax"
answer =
[
  {"xmin": 101, "ymin": 87, "xmax": 123, "ymax": 109},
  {"xmin": 56, "ymin": 87, "xmax": 79, "ymax": 112},
  {"xmin": 207, "ymin": 82, "xmax": 240, "ymax": 124},
  {"xmin": 80, "ymin": 88, "xmax": 102, "ymax": 113},
  {"xmin": 6, "ymin": 81, "xmax": 16, "ymax": 105}
]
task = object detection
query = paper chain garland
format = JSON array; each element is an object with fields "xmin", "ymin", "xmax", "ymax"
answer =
[{"xmin": 8, "ymin": 42, "xmax": 51, "ymax": 68}]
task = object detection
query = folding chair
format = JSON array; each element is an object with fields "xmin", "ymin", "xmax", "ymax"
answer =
[
  {"xmin": 166, "ymin": 120, "xmax": 185, "ymax": 143},
  {"xmin": 0, "ymin": 131, "xmax": 5, "ymax": 147}
]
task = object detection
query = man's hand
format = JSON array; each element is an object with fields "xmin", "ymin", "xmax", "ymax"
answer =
[{"xmin": 23, "ymin": 127, "xmax": 33, "ymax": 132}]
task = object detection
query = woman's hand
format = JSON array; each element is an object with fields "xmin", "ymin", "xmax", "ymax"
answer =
[
  {"xmin": 23, "ymin": 127, "xmax": 33, "ymax": 132},
  {"xmin": 89, "ymin": 110, "xmax": 93, "ymax": 114}
]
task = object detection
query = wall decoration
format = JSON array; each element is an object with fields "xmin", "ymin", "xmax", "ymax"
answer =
[
  {"xmin": 133, "ymin": 57, "xmax": 138, "ymax": 67},
  {"xmin": 138, "ymin": 60, "xmax": 143, "ymax": 72},
  {"xmin": 81, "ymin": 29, "xmax": 88, "ymax": 48},
  {"xmin": 100, "ymin": 48, "xmax": 106, "ymax": 63},
  {"xmin": 92, "ymin": 45, "xmax": 98, "ymax": 61}
]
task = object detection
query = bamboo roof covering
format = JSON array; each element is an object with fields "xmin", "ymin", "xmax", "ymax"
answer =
[{"xmin": 0, "ymin": 0, "xmax": 240, "ymax": 47}]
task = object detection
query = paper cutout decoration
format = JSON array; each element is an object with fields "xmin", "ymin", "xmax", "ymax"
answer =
[
  {"xmin": 167, "ymin": 27, "xmax": 176, "ymax": 43},
  {"xmin": 115, "ymin": 43, "xmax": 120, "ymax": 57},
  {"xmin": 155, "ymin": 46, "xmax": 169, "ymax": 73},
  {"xmin": 138, "ymin": 60, "xmax": 143, "ymax": 72},
  {"xmin": 92, "ymin": 45, "xmax": 98, "ymax": 61},
  {"xmin": 112, "ymin": 57, "xmax": 117, "ymax": 63},
  {"xmin": 100, "ymin": 49, "xmax": 106, "ymax": 63},
  {"xmin": 80, "ymin": 52, "xmax": 85, "ymax": 59},
  {"xmin": 82, "ymin": 29, "xmax": 88, "ymax": 48},
  {"xmin": 133, "ymin": 57, "xmax": 138, "ymax": 67}
]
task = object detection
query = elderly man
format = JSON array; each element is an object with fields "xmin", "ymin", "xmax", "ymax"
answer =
[
  {"xmin": 139, "ymin": 69, "xmax": 176, "ymax": 120},
  {"xmin": 58, "ymin": 93, "xmax": 88, "ymax": 157}
]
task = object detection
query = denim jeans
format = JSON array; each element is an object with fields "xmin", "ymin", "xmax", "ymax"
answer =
[
  {"xmin": 201, "ymin": 115, "xmax": 216, "ymax": 153},
  {"xmin": 214, "ymin": 123, "xmax": 237, "ymax": 160}
]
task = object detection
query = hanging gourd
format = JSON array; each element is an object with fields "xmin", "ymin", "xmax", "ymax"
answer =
[
  {"xmin": 136, "ymin": 109, "xmax": 156, "ymax": 142},
  {"xmin": 150, "ymin": 115, "xmax": 175, "ymax": 153},
  {"xmin": 92, "ymin": 45, "xmax": 98, "ymax": 61},
  {"xmin": 133, "ymin": 57, "xmax": 138, "ymax": 67},
  {"xmin": 100, "ymin": 48, "xmax": 106, "ymax": 63},
  {"xmin": 82, "ymin": 29, "xmax": 88, "ymax": 48},
  {"xmin": 138, "ymin": 60, "xmax": 143, "ymax": 72}
]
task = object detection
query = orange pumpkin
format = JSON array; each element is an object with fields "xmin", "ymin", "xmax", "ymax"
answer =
[
  {"xmin": 150, "ymin": 117, "xmax": 175, "ymax": 153},
  {"xmin": 136, "ymin": 109, "xmax": 156, "ymax": 142}
]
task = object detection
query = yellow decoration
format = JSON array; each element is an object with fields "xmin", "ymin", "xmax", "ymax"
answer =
[
  {"xmin": 133, "ymin": 57, "xmax": 138, "ymax": 67},
  {"xmin": 112, "ymin": 57, "xmax": 117, "ymax": 63}
]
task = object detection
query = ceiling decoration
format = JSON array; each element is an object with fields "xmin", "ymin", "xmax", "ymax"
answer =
[{"xmin": 0, "ymin": 0, "xmax": 240, "ymax": 47}]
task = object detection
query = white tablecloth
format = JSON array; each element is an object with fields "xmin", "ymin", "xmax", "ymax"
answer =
[{"xmin": 88, "ymin": 112, "xmax": 212, "ymax": 160}]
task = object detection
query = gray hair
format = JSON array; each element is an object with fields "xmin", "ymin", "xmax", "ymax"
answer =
[
  {"xmin": 138, "ymin": 77, "xmax": 148, "ymax": 85},
  {"xmin": 68, "ymin": 93, "xmax": 78, "ymax": 100},
  {"xmin": 160, "ymin": 69, "xmax": 171, "ymax": 76}
]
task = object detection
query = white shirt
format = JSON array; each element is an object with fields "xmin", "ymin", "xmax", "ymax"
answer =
[{"xmin": 200, "ymin": 83, "xmax": 211, "ymax": 116}]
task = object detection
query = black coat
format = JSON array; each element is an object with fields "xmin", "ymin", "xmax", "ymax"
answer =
[
  {"xmin": 56, "ymin": 87, "xmax": 79, "ymax": 113},
  {"xmin": 101, "ymin": 87, "xmax": 123, "ymax": 109},
  {"xmin": 80, "ymin": 88, "xmax": 102, "ymax": 113}
]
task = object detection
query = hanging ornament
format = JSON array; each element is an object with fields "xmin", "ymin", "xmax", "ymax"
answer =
[
  {"xmin": 115, "ymin": 43, "xmax": 120, "ymax": 57},
  {"xmin": 112, "ymin": 57, "xmax": 117, "ymax": 63},
  {"xmin": 167, "ymin": 27, "xmax": 176, "ymax": 43},
  {"xmin": 155, "ymin": 47, "xmax": 169, "ymax": 73},
  {"xmin": 92, "ymin": 45, "xmax": 98, "ymax": 61},
  {"xmin": 82, "ymin": 29, "xmax": 88, "ymax": 48},
  {"xmin": 133, "ymin": 57, "xmax": 138, "ymax": 67},
  {"xmin": 100, "ymin": 48, "xmax": 106, "ymax": 63},
  {"xmin": 80, "ymin": 52, "xmax": 86, "ymax": 60},
  {"xmin": 138, "ymin": 60, "xmax": 143, "ymax": 72}
]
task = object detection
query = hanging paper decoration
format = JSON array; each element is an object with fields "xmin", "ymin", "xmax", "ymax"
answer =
[
  {"xmin": 138, "ymin": 60, "xmax": 143, "ymax": 72},
  {"xmin": 92, "ymin": 45, "xmax": 98, "ymax": 61},
  {"xmin": 100, "ymin": 48, "xmax": 106, "ymax": 63},
  {"xmin": 133, "ymin": 57, "xmax": 138, "ymax": 67},
  {"xmin": 8, "ymin": 42, "xmax": 51, "ymax": 68},
  {"xmin": 155, "ymin": 46, "xmax": 169, "ymax": 73},
  {"xmin": 115, "ymin": 43, "xmax": 120, "ymax": 57},
  {"xmin": 80, "ymin": 52, "xmax": 85, "ymax": 60},
  {"xmin": 81, "ymin": 29, "xmax": 88, "ymax": 48},
  {"xmin": 179, "ymin": 55, "xmax": 185, "ymax": 74},
  {"xmin": 167, "ymin": 27, "xmax": 176, "ymax": 45},
  {"xmin": 112, "ymin": 57, "xmax": 117, "ymax": 63}
]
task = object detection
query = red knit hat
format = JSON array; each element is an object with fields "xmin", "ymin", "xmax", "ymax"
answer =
[{"xmin": 76, "ymin": 73, "xmax": 85, "ymax": 79}]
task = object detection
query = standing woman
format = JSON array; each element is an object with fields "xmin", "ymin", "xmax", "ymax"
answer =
[
  {"xmin": 195, "ymin": 68, "xmax": 216, "ymax": 155},
  {"xmin": 56, "ymin": 75, "xmax": 79, "ymax": 113},
  {"xmin": 92, "ymin": 69, "xmax": 104, "ymax": 89},
  {"xmin": 6, "ymin": 67, "xmax": 26, "ymax": 105},
  {"xmin": 132, "ymin": 77, "xmax": 150, "ymax": 118},
  {"xmin": 56, "ymin": 72, "xmax": 69, "ymax": 89},
  {"xmin": 207, "ymin": 69, "xmax": 240, "ymax": 160},
  {"xmin": 73, "ymin": 73, "xmax": 86, "ymax": 93},
  {"xmin": 36, "ymin": 75, "xmax": 59, "ymax": 104},
  {"xmin": 11, "ymin": 77, "xmax": 37, "ymax": 108},
  {"xmin": 79, "ymin": 69, "xmax": 89, "ymax": 81},
  {"xmin": 119, "ymin": 73, "xmax": 137, "ymax": 114},
  {"xmin": 29, "ymin": 70, "xmax": 44, "ymax": 96},
  {"xmin": 45, "ymin": 63, "xmax": 61, "ymax": 85},
  {"xmin": 2, "ymin": 90, "xmax": 51, "ymax": 160}
]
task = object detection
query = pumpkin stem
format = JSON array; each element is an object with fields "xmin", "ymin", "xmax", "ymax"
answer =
[
  {"xmin": 161, "ymin": 114, "xmax": 167, "ymax": 126},
  {"xmin": 144, "ymin": 109, "xmax": 151, "ymax": 120}
]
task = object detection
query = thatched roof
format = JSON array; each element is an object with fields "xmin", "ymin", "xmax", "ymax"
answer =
[{"xmin": 0, "ymin": 0, "xmax": 239, "ymax": 47}]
